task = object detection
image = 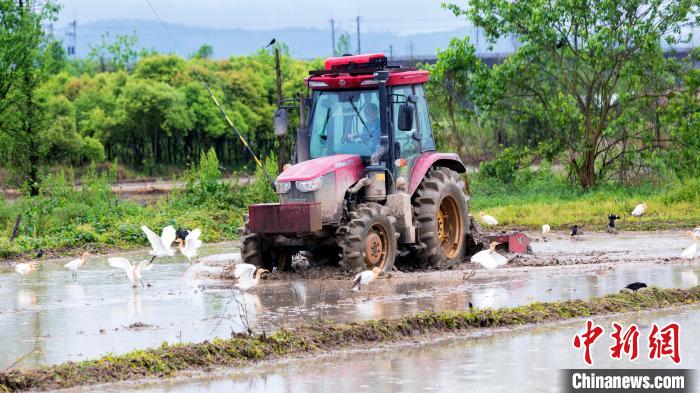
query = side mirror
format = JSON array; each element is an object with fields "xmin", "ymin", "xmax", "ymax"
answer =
[
  {"xmin": 274, "ymin": 108, "xmax": 288, "ymax": 136},
  {"xmin": 397, "ymin": 104, "xmax": 414, "ymax": 131}
]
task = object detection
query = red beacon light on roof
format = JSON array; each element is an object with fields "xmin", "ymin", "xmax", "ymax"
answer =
[{"xmin": 306, "ymin": 53, "xmax": 429, "ymax": 89}]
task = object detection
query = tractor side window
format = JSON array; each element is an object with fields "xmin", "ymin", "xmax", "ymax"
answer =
[
  {"xmin": 392, "ymin": 85, "xmax": 419, "ymax": 160},
  {"xmin": 414, "ymin": 84, "xmax": 436, "ymax": 151}
]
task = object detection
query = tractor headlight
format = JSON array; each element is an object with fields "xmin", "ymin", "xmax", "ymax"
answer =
[
  {"xmin": 296, "ymin": 177, "xmax": 322, "ymax": 192},
  {"xmin": 275, "ymin": 181, "xmax": 291, "ymax": 194}
]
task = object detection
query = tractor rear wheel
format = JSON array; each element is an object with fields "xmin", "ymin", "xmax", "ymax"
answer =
[
  {"xmin": 412, "ymin": 167, "xmax": 470, "ymax": 268},
  {"xmin": 338, "ymin": 203, "xmax": 399, "ymax": 273}
]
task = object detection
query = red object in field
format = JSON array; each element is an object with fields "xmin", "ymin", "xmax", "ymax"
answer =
[
  {"xmin": 486, "ymin": 231, "xmax": 531, "ymax": 254},
  {"xmin": 249, "ymin": 203, "xmax": 322, "ymax": 234}
]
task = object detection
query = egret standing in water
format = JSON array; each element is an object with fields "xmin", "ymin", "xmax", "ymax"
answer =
[
  {"xmin": 233, "ymin": 263, "xmax": 268, "ymax": 292},
  {"xmin": 479, "ymin": 212, "xmax": 499, "ymax": 226},
  {"xmin": 176, "ymin": 228, "xmax": 202, "ymax": 263},
  {"xmin": 15, "ymin": 262, "xmax": 36, "ymax": 280},
  {"xmin": 351, "ymin": 267, "xmax": 382, "ymax": 291},
  {"xmin": 470, "ymin": 242, "xmax": 509, "ymax": 269},
  {"xmin": 64, "ymin": 251, "xmax": 90, "ymax": 279},
  {"xmin": 631, "ymin": 203, "xmax": 647, "ymax": 217},
  {"xmin": 541, "ymin": 224, "xmax": 551, "ymax": 240},
  {"xmin": 108, "ymin": 257, "xmax": 152, "ymax": 287},
  {"xmin": 680, "ymin": 231, "xmax": 697, "ymax": 263},
  {"xmin": 141, "ymin": 225, "xmax": 176, "ymax": 265}
]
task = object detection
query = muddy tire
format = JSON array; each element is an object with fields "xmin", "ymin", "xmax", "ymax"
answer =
[
  {"xmin": 412, "ymin": 167, "xmax": 470, "ymax": 268},
  {"xmin": 337, "ymin": 203, "xmax": 399, "ymax": 273},
  {"xmin": 239, "ymin": 215, "xmax": 273, "ymax": 270}
]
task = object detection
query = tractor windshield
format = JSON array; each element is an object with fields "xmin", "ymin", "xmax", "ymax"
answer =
[{"xmin": 309, "ymin": 89, "xmax": 381, "ymax": 159}]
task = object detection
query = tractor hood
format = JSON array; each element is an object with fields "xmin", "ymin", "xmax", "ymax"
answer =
[{"xmin": 277, "ymin": 154, "xmax": 363, "ymax": 182}]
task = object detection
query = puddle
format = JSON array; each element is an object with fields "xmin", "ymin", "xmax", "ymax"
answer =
[{"xmin": 0, "ymin": 232, "xmax": 697, "ymax": 369}]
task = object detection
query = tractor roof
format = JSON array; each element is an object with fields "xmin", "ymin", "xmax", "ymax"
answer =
[{"xmin": 305, "ymin": 53, "xmax": 429, "ymax": 90}]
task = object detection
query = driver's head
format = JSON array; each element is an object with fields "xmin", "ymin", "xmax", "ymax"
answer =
[{"xmin": 364, "ymin": 103, "xmax": 379, "ymax": 121}]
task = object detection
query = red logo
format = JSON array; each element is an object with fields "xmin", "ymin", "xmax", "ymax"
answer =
[
  {"xmin": 573, "ymin": 320, "xmax": 604, "ymax": 365},
  {"xmin": 573, "ymin": 321, "xmax": 681, "ymax": 365},
  {"xmin": 610, "ymin": 323, "xmax": 640, "ymax": 360},
  {"xmin": 648, "ymin": 323, "xmax": 681, "ymax": 364}
]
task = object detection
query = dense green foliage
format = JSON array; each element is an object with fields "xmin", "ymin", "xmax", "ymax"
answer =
[{"xmin": 433, "ymin": 0, "xmax": 700, "ymax": 189}]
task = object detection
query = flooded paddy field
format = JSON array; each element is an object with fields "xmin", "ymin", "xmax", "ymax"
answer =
[
  {"xmin": 97, "ymin": 305, "xmax": 700, "ymax": 393},
  {"xmin": 0, "ymin": 231, "xmax": 697, "ymax": 372}
]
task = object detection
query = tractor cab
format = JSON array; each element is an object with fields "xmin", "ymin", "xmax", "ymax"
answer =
[{"xmin": 300, "ymin": 54, "xmax": 436, "ymax": 192}]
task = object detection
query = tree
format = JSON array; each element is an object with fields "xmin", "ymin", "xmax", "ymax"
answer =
[
  {"xmin": 445, "ymin": 0, "xmax": 700, "ymax": 188},
  {"xmin": 194, "ymin": 44, "xmax": 214, "ymax": 59},
  {"xmin": 335, "ymin": 32, "xmax": 352, "ymax": 56},
  {"xmin": 88, "ymin": 32, "xmax": 148, "ymax": 72},
  {"xmin": 0, "ymin": 0, "xmax": 60, "ymax": 195}
]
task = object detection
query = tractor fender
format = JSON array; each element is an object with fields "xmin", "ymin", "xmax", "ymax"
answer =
[{"xmin": 407, "ymin": 152, "xmax": 467, "ymax": 196}]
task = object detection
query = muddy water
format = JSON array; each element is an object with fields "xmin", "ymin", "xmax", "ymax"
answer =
[
  {"xmin": 0, "ymin": 232, "xmax": 697, "ymax": 369},
  {"xmin": 115, "ymin": 306, "xmax": 700, "ymax": 393}
]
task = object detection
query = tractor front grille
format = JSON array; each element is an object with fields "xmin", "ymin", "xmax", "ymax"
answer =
[{"xmin": 279, "ymin": 185, "xmax": 316, "ymax": 204}]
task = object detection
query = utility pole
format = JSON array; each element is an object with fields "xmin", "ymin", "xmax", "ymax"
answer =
[
  {"xmin": 356, "ymin": 14, "xmax": 361, "ymax": 54},
  {"xmin": 389, "ymin": 44, "xmax": 393, "ymax": 59},
  {"xmin": 67, "ymin": 19, "xmax": 77, "ymax": 57},
  {"xmin": 274, "ymin": 45, "xmax": 285, "ymax": 172},
  {"xmin": 330, "ymin": 18, "xmax": 336, "ymax": 56},
  {"xmin": 408, "ymin": 41, "xmax": 414, "ymax": 60}
]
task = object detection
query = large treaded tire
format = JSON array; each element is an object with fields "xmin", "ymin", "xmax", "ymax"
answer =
[
  {"xmin": 239, "ymin": 214, "xmax": 269, "ymax": 269},
  {"xmin": 412, "ymin": 167, "xmax": 470, "ymax": 268},
  {"xmin": 337, "ymin": 202, "xmax": 399, "ymax": 273}
]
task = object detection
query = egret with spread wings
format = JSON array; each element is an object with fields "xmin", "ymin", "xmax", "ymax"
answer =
[{"xmin": 141, "ymin": 225, "xmax": 176, "ymax": 264}]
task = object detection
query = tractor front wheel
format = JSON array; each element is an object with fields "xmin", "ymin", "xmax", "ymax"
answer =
[
  {"xmin": 240, "ymin": 214, "xmax": 273, "ymax": 270},
  {"xmin": 338, "ymin": 203, "xmax": 399, "ymax": 273},
  {"xmin": 413, "ymin": 167, "xmax": 470, "ymax": 268}
]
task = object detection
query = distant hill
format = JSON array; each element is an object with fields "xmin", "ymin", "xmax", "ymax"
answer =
[{"xmin": 54, "ymin": 19, "xmax": 519, "ymax": 59}]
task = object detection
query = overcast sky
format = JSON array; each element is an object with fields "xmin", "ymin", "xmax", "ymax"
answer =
[{"xmin": 56, "ymin": 0, "xmax": 468, "ymax": 34}]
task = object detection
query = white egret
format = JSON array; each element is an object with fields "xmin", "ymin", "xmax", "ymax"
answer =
[
  {"xmin": 351, "ymin": 267, "xmax": 382, "ymax": 291},
  {"xmin": 542, "ymin": 224, "xmax": 551, "ymax": 239},
  {"xmin": 233, "ymin": 263, "xmax": 269, "ymax": 292},
  {"xmin": 141, "ymin": 225, "xmax": 176, "ymax": 264},
  {"xmin": 479, "ymin": 212, "xmax": 499, "ymax": 226},
  {"xmin": 680, "ymin": 231, "xmax": 697, "ymax": 262},
  {"xmin": 64, "ymin": 251, "xmax": 90, "ymax": 278},
  {"xmin": 694, "ymin": 227, "xmax": 700, "ymax": 238},
  {"xmin": 631, "ymin": 203, "xmax": 647, "ymax": 217},
  {"xmin": 15, "ymin": 262, "xmax": 36, "ymax": 279},
  {"xmin": 108, "ymin": 257, "xmax": 153, "ymax": 287},
  {"xmin": 470, "ymin": 241, "xmax": 509, "ymax": 269},
  {"xmin": 176, "ymin": 228, "xmax": 202, "ymax": 263}
]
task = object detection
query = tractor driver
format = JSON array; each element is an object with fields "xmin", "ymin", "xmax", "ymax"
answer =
[{"xmin": 360, "ymin": 102, "xmax": 381, "ymax": 147}]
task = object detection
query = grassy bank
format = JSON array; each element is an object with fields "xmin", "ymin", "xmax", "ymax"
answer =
[
  {"xmin": 1, "ymin": 286, "xmax": 698, "ymax": 391},
  {"xmin": 0, "ymin": 152, "xmax": 276, "ymax": 261},
  {"xmin": 470, "ymin": 169, "xmax": 700, "ymax": 231}
]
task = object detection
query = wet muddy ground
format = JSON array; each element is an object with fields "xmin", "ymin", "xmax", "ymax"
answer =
[{"xmin": 0, "ymin": 231, "xmax": 697, "ymax": 371}]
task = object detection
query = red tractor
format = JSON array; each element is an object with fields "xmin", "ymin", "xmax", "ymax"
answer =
[{"xmin": 241, "ymin": 53, "xmax": 481, "ymax": 273}]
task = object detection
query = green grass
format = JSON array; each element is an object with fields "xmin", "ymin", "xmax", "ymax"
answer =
[
  {"xmin": 469, "ymin": 169, "xmax": 700, "ymax": 231},
  {"xmin": 0, "ymin": 151, "xmax": 277, "ymax": 260},
  {"xmin": 1, "ymin": 286, "xmax": 698, "ymax": 392}
]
